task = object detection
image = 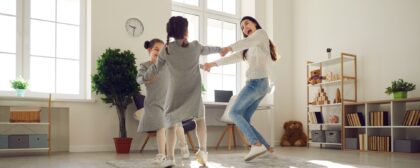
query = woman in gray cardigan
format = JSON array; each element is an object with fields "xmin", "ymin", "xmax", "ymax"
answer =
[
  {"xmin": 151, "ymin": 16, "xmax": 221, "ymax": 168},
  {"xmin": 136, "ymin": 39, "xmax": 189, "ymax": 165}
]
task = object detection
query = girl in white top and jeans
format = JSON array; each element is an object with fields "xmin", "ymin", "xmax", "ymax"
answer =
[{"xmin": 203, "ymin": 16, "xmax": 279, "ymax": 162}]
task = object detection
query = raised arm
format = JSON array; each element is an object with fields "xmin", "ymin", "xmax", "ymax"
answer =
[
  {"xmin": 146, "ymin": 49, "xmax": 167, "ymax": 79},
  {"xmin": 215, "ymin": 51, "xmax": 242, "ymax": 66},
  {"xmin": 136, "ymin": 63, "xmax": 157, "ymax": 85},
  {"xmin": 202, "ymin": 51, "xmax": 242, "ymax": 72},
  {"xmin": 197, "ymin": 41, "xmax": 221, "ymax": 55}
]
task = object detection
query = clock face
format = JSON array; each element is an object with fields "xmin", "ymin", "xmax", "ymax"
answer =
[{"xmin": 125, "ymin": 18, "xmax": 144, "ymax": 37}]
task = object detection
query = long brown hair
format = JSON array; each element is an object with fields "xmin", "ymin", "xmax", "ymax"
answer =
[
  {"xmin": 165, "ymin": 16, "xmax": 189, "ymax": 55},
  {"xmin": 240, "ymin": 16, "xmax": 277, "ymax": 61}
]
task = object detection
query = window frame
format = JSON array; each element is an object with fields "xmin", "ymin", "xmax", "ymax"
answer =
[
  {"xmin": 172, "ymin": 0, "xmax": 242, "ymax": 101},
  {"xmin": 0, "ymin": 0, "xmax": 88, "ymax": 100}
]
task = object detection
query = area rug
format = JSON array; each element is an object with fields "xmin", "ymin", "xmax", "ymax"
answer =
[{"xmin": 107, "ymin": 153, "xmax": 378, "ymax": 168}]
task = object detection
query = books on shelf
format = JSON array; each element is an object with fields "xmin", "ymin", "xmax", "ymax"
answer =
[
  {"xmin": 309, "ymin": 112, "xmax": 324, "ymax": 124},
  {"xmin": 358, "ymin": 133, "xmax": 366, "ymax": 151},
  {"xmin": 369, "ymin": 111, "xmax": 389, "ymax": 126},
  {"xmin": 402, "ymin": 110, "xmax": 420, "ymax": 126},
  {"xmin": 368, "ymin": 136, "xmax": 391, "ymax": 152},
  {"xmin": 346, "ymin": 112, "xmax": 365, "ymax": 126}
]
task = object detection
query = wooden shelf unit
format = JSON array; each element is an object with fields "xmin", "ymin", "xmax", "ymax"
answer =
[
  {"xmin": 344, "ymin": 97, "xmax": 420, "ymax": 152},
  {"xmin": 0, "ymin": 94, "xmax": 52, "ymax": 154},
  {"xmin": 307, "ymin": 53, "xmax": 357, "ymax": 149}
]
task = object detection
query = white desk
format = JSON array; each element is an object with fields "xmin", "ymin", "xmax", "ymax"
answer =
[{"xmin": 203, "ymin": 102, "xmax": 228, "ymax": 126}]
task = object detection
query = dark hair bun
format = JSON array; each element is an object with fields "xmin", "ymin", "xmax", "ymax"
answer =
[{"xmin": 144, "ymin": 41, "xmax": 151, "ymax": 49}]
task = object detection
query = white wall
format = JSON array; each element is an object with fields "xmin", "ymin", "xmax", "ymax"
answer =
[
  {"xmin": 66, "ymin": 0, "xmax": 171, "ymax": 152},
  {"xmin": 293, "ymin": 0, "xmax": 420, "ymax": 127},
  {"xmin": 252, "ymin": 0, "xmax": 294, "ymax": 145}
]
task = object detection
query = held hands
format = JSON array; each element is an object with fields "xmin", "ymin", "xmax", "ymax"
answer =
[
  {"xmin": 219, "ymin": 47, "xmax": 232, "ymax": 57},
  {"xmin": 200, "ymin": 62, "xmax": 217, "ymax": 72}
]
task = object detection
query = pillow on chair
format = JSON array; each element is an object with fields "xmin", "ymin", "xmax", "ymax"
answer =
[
  {"xmin": 133, "ymin": 108, "xmax": 144, "ymax": 121},
  {"xmin": 220, "ymin": 95, "xmax": 237, "ymax": 123}
]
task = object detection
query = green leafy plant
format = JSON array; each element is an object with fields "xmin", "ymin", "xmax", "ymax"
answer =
[
  {"xmin": 201, "ymin": 83, "xmax": 206, "ymax": 93},
  {"xmin": 10, "ymin": 76, "xmax": 29, "ymax": 90},
  {"xmin": 385, "ymin": 79, "xmax": 416, "ymax": 95},
  {"xmin": 91, "ymin": 48, "xmax": 140, "ymax": 138}
]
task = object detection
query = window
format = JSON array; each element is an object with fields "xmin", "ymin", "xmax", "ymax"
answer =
[
  {"xmin": 0, "ymin": 0, "xmax": 17, "ymax": 91},
  {"xmin": 0, "ymin": 0, "xmax": 87, "ymax": 99},
  {"xmin": 207, "ymin": 0, "xmax": 236, "ymax": 15},
  {"xmin": 172, "ymin": 0, "xmax": 241, "ymax": 101},
  {"xmin": 172, "ymin": 0, "xmax": 240, "ymax": 101}
]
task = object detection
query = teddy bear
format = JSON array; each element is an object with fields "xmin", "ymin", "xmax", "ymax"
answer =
[
  {"xmin": 280, "ymin": 120, "xmax": 308, "ymax": 146},
  {"xmin": 308, "ymin": 69, "xmax": 323, "ymax": 85}
]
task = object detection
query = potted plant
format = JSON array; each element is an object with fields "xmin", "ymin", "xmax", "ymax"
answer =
[
  {"xmin": 91, "ymin": 48, "xmax": 140, "ymax": 153},
  {"xmin": 385, "ymin": 79, "xmax": 416, "ymax": 99},
  {"xmin": 10, "ymin": 76, "xmax": 29, "ymax": 97}
]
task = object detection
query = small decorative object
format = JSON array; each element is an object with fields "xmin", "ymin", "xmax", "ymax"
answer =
[
  {"xmin": 308, "ymin": 69, "xmax": 322, "ymax": 85},
  {"xmin": 325, "ymin": 72, "xmax": 333, "ymax": 81},
  {"xmin": 333, "ymin": 88, "xmax": 342, "ymax": 103},
  {"xmin": 125, "ymin": 18, "xmax": 144, "ymax": 37},
  {"xmin": 280, "ymin": 120, "xmax": 308, "ymax": 146},
  {"xmin": 385, "ymin": 79, "xmax": 416, "ymax": 99},
  {"xmin": 327, "ymin": 48, "xmax": 332, "ymax": 59},
  {"xmin": 328, "ymin": 115, "xmax": 339, "ymax": 123},
  {"xmin": 312, "ymin": 88, "xmax": 330, "ymax": 105},
  {"xmin": 91, "ymin": 48, "xmax": 140, "ymax": 153},
  {"xmin": 10, "ymin": 76, "xmax": 29, "ymax": 97}
]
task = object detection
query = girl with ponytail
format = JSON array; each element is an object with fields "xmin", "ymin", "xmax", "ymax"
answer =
[
  {"xmin": 151, "ymin": 16, "xmax": 221, "ymax": 167},
  {"xmin": 203, "ymin": 16, "xmax": 280, "ymax": 162},
  {"xmin": 136, "ymin": 38, "xmax": 190, "ymax": 165}
]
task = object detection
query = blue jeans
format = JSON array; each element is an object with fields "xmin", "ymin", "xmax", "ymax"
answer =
[{"xmin": 229, "ymin": 78, "xmax": 270, "ymax": 149}]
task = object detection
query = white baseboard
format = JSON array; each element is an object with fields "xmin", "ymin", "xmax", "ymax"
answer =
[{"xmin": 70, "ymin": 143, "xmax": 142, "ymax": 152}]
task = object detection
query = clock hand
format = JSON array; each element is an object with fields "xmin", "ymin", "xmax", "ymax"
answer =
[{"xmin": 132, "ymin": 27, "xmax": 136, "ymax": 36}]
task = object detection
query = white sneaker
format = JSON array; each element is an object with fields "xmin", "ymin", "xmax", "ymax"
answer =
[
  {"xmin": 160, "ymin": 158, "xmax": 176, "ymax": 168},
  {"xmin": 244, "ymin": 145, "xmax": 267, "ymax": 161},
  {"xmin": 152, "ymin": 154, "xmax": 166, "ymax": 164},
  {"xmin": 195, "ymin": 150, "xmax": 208, "ymax": 166},
  {"xmin": 180, "ymin": 144, "xmax": 190, "ymax": 159}
]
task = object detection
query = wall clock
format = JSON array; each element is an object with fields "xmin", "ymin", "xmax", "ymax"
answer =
[{"xmin": 125, "ymin": 18, "xmax": 144, "ymax": 37}]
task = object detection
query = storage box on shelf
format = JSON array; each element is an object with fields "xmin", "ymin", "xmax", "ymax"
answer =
[
  {"xmin": 9, "ymin": 107, "xmax": 41, "ymax": 123},
  {"xmin": 0, "ymin": 95, "xmax": 51, "ymax": 153},
  {"xmin": 307, "ymin": 53, "xmax": 357, "ymax": 149}
]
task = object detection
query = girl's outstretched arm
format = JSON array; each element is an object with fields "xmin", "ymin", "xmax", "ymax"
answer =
[
  {"xmin": 136, "ymin": 63, "xmax": 157, "ymax": 85},
  {"xmin": 149, "ymin": 49, "xmax": 167, "ymax": 76},
  {"xmin": 197, "ymin": 41, "xmax": 221, "ymax": 55}
]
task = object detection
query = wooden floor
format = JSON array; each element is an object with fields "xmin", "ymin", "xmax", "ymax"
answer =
[{"xmin": 0, "ymin": 147, "xmax": 420, "ymax": 168}]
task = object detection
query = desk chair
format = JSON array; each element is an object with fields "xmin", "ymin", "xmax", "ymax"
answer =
[
  {"xmin": 133, "ymin": 92, "xmax": 197, "ymax": 152},
  {"xmin": 215, "ymin": 95, "xmax": 249, "ymax": 150}
]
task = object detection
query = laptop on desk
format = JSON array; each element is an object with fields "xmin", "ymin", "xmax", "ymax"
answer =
[{"xmin": 214, "ymin": 90, "xmax": 233, "ymax": 102}]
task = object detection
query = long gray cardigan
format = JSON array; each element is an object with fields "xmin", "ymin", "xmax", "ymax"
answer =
[
  {"xmin": 136, "ymin": 61, "xmax": 169, "ymax": 132},
  {"xmin": 152, "ymin": 40, "xmax": 220, "ymax": 127}
]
